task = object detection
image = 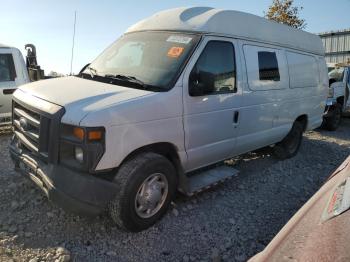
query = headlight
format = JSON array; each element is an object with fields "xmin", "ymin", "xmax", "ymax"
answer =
[
  {"xmin": 72, "ymin": 127, "xmax": 103, "ymax": 142},
  {"xmin": 60, "ymin": 124, "xmax": 105, "ymax": 172},
  {"xmin": 75, "ymin": 146, "xmax": 84, "ymax": 163},
  {"xmin": 328, "ymin": 88, "xmax": 334, "ymax": 98}
]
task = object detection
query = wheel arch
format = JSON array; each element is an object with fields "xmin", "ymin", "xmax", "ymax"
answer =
[
  {"xmin": 295, "ymin": 114, "xmax": 308, "ymax": 132},
  {"xmin": 120, "ymin": 142, "xmax": 184, "ymax": 177}
]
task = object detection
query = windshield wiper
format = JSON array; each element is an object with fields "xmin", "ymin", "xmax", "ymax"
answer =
[
  {"xmin": 105, "ymin": 74, "xmax": 145, "ymax": 86},
  {"xmin": 104, "ymin": 74, "xmax": 161, "ymax": 91}
]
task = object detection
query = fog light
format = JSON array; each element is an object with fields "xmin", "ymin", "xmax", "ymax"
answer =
[{"xmin": 75, "ymin": 147, "xmax": 84, "ymax": 163}]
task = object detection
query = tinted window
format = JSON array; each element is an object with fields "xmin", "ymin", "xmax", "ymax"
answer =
[
  {"xmin": 258, "ymin": 51, "xmax": 280, "ymax": 81},
  {"xmin": 0, "ymin": 54, "xmax": 16, "ymax": 82},
  {"xmin": 189, "ymin": 41, "xmax": 236, "ymax": 96}
]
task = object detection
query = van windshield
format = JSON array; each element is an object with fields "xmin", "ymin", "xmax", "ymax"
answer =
[{"xmin": 82, "ymin": 32, "xmax": 200, "ymax": 91}]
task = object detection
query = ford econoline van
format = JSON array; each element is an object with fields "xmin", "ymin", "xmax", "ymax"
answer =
[{"xmin": 9, "ymin": 7, "xmax": 328, "ymax": 232}]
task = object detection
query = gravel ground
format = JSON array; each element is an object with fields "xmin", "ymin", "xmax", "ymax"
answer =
[{"xmin": 0, "ymin": 118, "xmax": 350, "ymax": 262}]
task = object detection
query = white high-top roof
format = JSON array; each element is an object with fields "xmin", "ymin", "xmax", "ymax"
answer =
[
  {"xmin": 0, "ymin": 43, "xmax": 11, "ymax": 48},
  {"xmin": 127, "ymin": 7, "xmax": 324, "ymax": 56}
]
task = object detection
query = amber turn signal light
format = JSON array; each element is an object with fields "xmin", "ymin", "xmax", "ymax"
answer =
[
  {"xmin": 88, "ymin": 130, "xmax": 103, "ymax": 141},
  {"xmin": 73, "ymin": 127, "xmax": 85, "ymax": 141}
]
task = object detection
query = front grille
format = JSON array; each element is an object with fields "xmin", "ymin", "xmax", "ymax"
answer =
[{"xmin": 13, "ymin": 102, "xmax": 50, "ymax": 159}]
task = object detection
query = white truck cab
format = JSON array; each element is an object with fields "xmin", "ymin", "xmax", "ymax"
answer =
[
  {"xmin": 9, "ymin": 7, "xmax": 328, "ymax": 232},
  {"xmin": 0, "ymin": 44, "xmax": 30, "ymax": 125},
  {"xmin": 322, "ymin": 65, "xmax": 350, "ymax": 130}
]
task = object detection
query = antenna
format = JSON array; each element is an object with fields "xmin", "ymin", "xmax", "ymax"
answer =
[{"xmin": 70, "ymin": 11, "xmax": 77, "ymax": 75}]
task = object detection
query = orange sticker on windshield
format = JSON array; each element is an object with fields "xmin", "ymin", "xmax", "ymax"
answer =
[{"xmin": 167, "ymin": 47, "xmax": 184, "ymax": 58}]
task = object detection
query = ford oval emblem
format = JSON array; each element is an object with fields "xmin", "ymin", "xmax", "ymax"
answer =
[{"xmin": 19, "ymin": 117, "xmax": 28, "ymax": 131}]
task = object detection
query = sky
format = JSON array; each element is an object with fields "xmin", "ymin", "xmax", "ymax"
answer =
[{"xmin": 1, "ymin": 0, "xmax": 349, "ymax": 75}]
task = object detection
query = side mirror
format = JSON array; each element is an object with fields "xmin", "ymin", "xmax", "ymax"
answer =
[
  {"xmin": 189, "ymin": 70, "xmax": 215, "ymax": 96},
  {"xmin": 189, "ymin": 71, "xmax": 203, "ymax": 96}
]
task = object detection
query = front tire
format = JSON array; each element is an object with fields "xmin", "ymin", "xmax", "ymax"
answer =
[
  {"xmin": 273, "ymin": 121, "xmax": 303, "ymax": 160},
  {"xmin": 322, "ymin": 103, "xmax": 342, "ymax": 131},
  {"xmin": 109, "ymin": 152, "xmax": 177, "ymax": 232}
]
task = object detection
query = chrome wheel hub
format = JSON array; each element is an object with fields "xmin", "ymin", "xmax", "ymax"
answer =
[{"xmin": 135, "ymin": 173, "xmax": 168, "ymax": 218}]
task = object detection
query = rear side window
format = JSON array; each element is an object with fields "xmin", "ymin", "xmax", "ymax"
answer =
[
  {"xmin": 243, "ymin": 45, "xmax": 288, "ymax": 91},
  {"xmin": 258, "ymin": 51, "xmax": 280, "ymax": 81},
  {"xmin": 189, "ymin": 41, "xmax": 236, "ymax": 96},
  {"xmin": 0, "ymin": 54, "xmax": 16, "ymax": 82},
  {"xmin": 286, "ymin": 51, "xmax": 319, "ymax": 88}
]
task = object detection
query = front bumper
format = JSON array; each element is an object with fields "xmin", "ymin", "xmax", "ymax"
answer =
[{"xmin": 9, "ymin": 143, "xmax": 118, "ymax": 216}]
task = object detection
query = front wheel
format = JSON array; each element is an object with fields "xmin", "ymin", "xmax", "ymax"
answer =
[
  {"xmin": 109, "ymin": 152, "xmax": 177, "ymax": 232},
  {"xmin": 322, "ymin": 103, "xmax": 342, "ymax": 131},
  {"xmin": 273, "ymin": 121, "xmax": 303, "ymax": 160}
]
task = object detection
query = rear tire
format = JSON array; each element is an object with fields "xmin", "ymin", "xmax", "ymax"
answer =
[
  {"xmin": 109, "ymin": 152, "xmax": 177, "ymax": 232},
  {"xmin": 322, "ymin": 103, "xmax": 342, "ymax": 131},
  {"xmin": 273, "ymin": 121, "xmax": 303, "ymax": 160}
]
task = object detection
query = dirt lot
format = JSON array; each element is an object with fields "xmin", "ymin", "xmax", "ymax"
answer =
[{"xmin": 0, "ymin": 118, "xmax": 350, "ymax": 262}]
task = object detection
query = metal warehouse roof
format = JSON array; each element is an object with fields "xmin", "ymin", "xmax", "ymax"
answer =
[
  {"xmin": 127, "ymin": 7, "xmax": 325, "ymax": 56},
  {"xmin": 318, "ymin": 29, "xmax": 350, "ymax": 64},
  {"xmin": 319, "ymin": 28, "xmax": 350, "ymax": 37}
]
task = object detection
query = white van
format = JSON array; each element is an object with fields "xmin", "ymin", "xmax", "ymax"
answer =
[
  {"xmin": 0, "ymin": 44, "xmax": 29, "ymax": 125},
  {"xmin": 9, "ymin": 7, "xmax": 328, "ymax": 232}
]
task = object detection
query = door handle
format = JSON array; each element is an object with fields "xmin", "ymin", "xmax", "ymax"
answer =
[{"xmin": 233, "ymin": 111, "xmax": 239, "ymax": 124}]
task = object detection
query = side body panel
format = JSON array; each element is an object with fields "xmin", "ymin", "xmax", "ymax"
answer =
[{"xmin": 277, "ymin": 51, "xmax": 327, "ymax": 130}]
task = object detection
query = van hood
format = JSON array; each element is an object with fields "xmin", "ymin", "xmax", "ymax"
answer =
[{"xmin": 19, "ymin": 76, "xmax": 153, "ymax": 125}]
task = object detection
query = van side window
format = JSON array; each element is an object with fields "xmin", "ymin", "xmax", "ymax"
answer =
[
  {"xmin": 243, "ymin": 45, "xmax": 288, "ymax": 91},
  {"xmin": 286, "ymin": 51, "xmax": 319, "ymax": 88},
  {"xmin": 258, "ymin": 52, "xmax": 280, "ymax": 81},
  {"xmin": 189, "ymin": 41, "xmax": 236, "ymax": 96},
  {"xmin": 0, "ymin": 54, "xmax": 16, "ymax": 82}
]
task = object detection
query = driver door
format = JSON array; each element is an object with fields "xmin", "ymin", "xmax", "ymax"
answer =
[
  {"xmin": 0, "ymin": 51, "xmax": 17, "ymax": 115},
  {"xmin": 182, "ymin": 36, "xmax": 242, "ymax": 171}
]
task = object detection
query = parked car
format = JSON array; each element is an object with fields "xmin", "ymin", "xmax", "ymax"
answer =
[
  {"xmin": 322, "ymin": 64, "xmax": 350, "ymax": 130},
  {"xmin": 9, "ymin": 7, "xmax": 328, "ymax": 232},
  {"xmin": 249, "ymin": 155, "xmax": 350, "ymax": 262},
  {"xmin": 0, "ymin": 44, "xmax": 30, "ymax": 125},
  {"xmin": 0, "ymin": 44, "xmax": 46, "ymax": 126}
]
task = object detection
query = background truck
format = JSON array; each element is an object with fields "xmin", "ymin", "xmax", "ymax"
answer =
[
  {"xmin": 0, "ymin": 44, "xmax": 46, "ymax": 125},
  {"xmin": 322, "ymin": 64, "xmax": 350, "ymax": 130}
]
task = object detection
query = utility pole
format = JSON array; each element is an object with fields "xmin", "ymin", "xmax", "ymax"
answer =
[{"xmin": 70, "ymin": 11, "xmax": 77, "ymax": 75}]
